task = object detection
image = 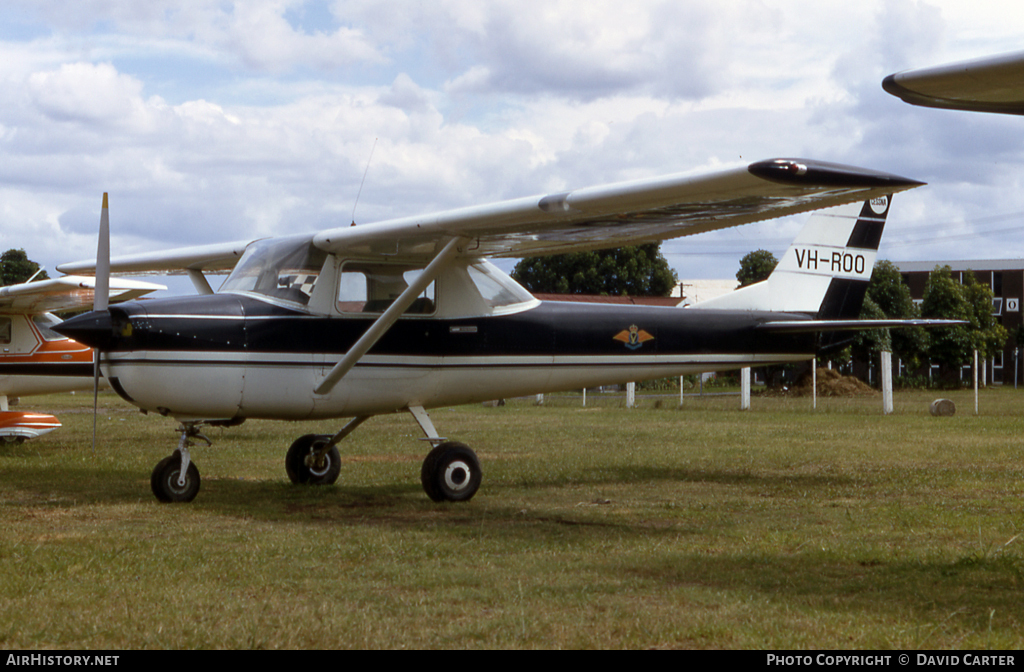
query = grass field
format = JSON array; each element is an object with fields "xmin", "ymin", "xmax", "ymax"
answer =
[{"xmin": 1, "ymin": 387, "xmax": 1023, "ymax": 649}]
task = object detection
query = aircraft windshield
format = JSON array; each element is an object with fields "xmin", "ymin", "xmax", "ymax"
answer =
[
  {"xmin": 32, "ymin": 313, "xmax": 66, "ymax": 342},
  {"xmin": 220, "ymin": 235, "xmax": 327, "ymax": 306}
]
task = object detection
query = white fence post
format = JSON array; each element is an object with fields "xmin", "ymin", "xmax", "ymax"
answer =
[
  {"xmin": 881, "ymin": 350, "xmax": 893, "ymax": 415},
  {"xmin": 740, "ymin": 367, "xmax": 750, "ymax": 410},
  {"xmin": 812, "ymin": 361, "xmax": 817, "ymax": 410},
  {"xmin": 974, "ymin": 349, "xmax": 979, "ymax": 415}
]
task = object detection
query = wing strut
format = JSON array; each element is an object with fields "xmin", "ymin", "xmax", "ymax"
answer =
[
  {"xmin": 313, "ymin": 236, "xmax": 467, "ymax": 396},
  {"xmin": 187, "ymin": 269, "xmax": 214, "ymax": 295}
]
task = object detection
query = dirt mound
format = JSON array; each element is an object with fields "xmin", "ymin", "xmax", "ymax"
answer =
[
  {"xmin": 761, "ymin": 367, "xmax": 878, "ymax": 397},
  {"xmin": 796, "ymin": 367, "xmax": 877, "ymax": 397}
]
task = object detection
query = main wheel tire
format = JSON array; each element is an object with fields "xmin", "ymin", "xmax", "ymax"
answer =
[
  {"xmin": 421, "ymin": 441, "xmax": 481, "ymax": 502},
  {"xmin": 151, "ymin": 450, "xmax": 201, "ymax": 503},
  {"xmin": 285, "ymin": 434, "xmax": 341, "ymax": 485}
]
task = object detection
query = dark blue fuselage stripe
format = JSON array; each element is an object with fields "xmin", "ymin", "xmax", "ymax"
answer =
[{"xmin": 0, "ymin": 363, "xmax": 94, "ymax": 377}]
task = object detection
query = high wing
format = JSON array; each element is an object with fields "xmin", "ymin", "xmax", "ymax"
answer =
[
  {"xmin": 883, "ymin": 50, "xmax": 1024, "ymax": 115},
  {"xmin": 57, "ymin": 158, "xmax": 922, "ymax": 274},
  {"xmin": 0, "ymin": 276, "xmax": 166, "ymax": 314}
]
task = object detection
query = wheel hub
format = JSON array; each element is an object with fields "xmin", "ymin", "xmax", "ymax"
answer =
[
  {"xmin": 304, "ymin": 445, "xmax": 333, "ymax": 477},
  {"xmin": 166, "ymin": 470, "xmax": 188, "ymax": 494},
  {"xmin": 444, "ymin": 461, "xmax": 472, "ymax": 492}
]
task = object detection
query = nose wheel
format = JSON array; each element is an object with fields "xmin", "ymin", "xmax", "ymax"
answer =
[{"xmin": 151, "ymin": 450, "xmax": 201, "ymax": 502}]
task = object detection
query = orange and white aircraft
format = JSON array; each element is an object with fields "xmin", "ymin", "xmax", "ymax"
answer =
[{"xmin": 0, "ymin": 275, "xmax": 164, "ymax": 442}]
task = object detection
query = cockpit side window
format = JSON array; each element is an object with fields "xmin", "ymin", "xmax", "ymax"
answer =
[{"xmin": 337, "ymin": 262, "xmax": 436, "ymax": 315}]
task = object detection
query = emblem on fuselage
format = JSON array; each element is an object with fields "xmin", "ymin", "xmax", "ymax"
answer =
[{"xmin": 613, "ymin": 325, "xmax": 654, "ymax": 350}]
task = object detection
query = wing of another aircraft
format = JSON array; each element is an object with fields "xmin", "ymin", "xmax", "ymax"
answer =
[
  {"xmin": 58, "ymin": 240, "xmax": 254, "ymax": 277},
  {"xmin": 883, "ymin": 50, "xmax": 1024, "ymax": 115},
  {"xmin": 0, "ymin": 276, "xmax": 166, "ymax": 314},
  {"xmin": 57, "ymin": 158, "xmax": 922, "ymax": 274}
]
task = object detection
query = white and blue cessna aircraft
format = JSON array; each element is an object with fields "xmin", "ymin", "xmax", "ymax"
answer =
[{"xmin": 56, "ymin": 158, "xmax": 938, "ymax": 504}]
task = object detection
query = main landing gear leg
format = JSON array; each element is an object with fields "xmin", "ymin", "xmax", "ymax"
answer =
[
  {"xmin": 151, "ymin": 423, "xmax": 210, "ymax": 503},
  {"xmin": 408, "ymin": 406, "xmax": 482, "ymax": 503},
  {"xmin": 285, "ymin": 415, "xmax": 370, "ymax": 486}
]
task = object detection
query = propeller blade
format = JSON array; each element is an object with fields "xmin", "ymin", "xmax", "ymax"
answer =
[
  {"xmin": 95, "ymin": 193, "xmax": 110, "ymax": 312},
  {"xmin": 92, "ymin": 192, "xmax": 110, "ymax": 450}
]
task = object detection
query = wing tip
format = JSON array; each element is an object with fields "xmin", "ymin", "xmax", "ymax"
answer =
[
  {"xmin": 748, "ymin": 158, "xmax": 925, "ymax": 190},
  {"xmin": 883, "ymin": 68, "xmax": 1024, "ymax": 115}
]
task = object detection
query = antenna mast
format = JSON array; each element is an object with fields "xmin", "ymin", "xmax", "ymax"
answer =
[{"xmin": 351, "ymin": 137, "xmax": 378, "ymax": 226}]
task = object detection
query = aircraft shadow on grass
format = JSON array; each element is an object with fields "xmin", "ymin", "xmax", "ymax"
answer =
[{"xmin": 1, "ymin": 453, "xmax": 858, "ymax": 522}]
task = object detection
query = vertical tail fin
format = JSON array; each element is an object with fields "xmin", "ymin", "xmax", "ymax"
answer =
[{"xmin": 691, "ymin": 195, "xmax": 891, "ymax": 316}]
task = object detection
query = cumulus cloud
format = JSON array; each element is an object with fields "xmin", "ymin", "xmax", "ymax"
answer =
[
  {"xmin": 0, "ymin": 0, "xmax": 1023, "ymax": 281},
  {"xmin": 219, "ymin": 1, "xmax": 383, "ymax": 72},
  {"xmin": 27, "ymin": 62, "xmax": 147, "ymax": 125},
  {"xmin": 4, "ymin": 0, "xmax": 385, "ymax": 73}
]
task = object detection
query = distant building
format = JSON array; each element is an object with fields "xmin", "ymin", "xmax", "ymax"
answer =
[
  {"xmin": 534, "ymin": 279, "xmax": 739, "ymax": 308},
  {"xmin": 895, "ymin": 260, "xmax": 1024, "ymax": 385},
  {"xmin": 532, "ymin": 293, "xmax": 681, "ymax": 307},
  {"xmin": 674, "ymin": 280, "xmax": 739, "ymax": 307}
]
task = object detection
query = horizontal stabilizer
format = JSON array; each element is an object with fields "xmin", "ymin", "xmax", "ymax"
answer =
[{"xmin": 756, "ymin": 318, "xmax": 966, "ymax": 333}]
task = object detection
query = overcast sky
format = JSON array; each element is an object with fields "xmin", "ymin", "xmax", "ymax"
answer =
[{"xmin": 2, "ymin": 0, "xmax": 1023, "ymax": 291}]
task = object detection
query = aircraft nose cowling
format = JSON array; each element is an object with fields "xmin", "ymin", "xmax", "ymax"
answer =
[{"xmin": 54, "ymin": 309, "xmax": 124, "ymax": 350}]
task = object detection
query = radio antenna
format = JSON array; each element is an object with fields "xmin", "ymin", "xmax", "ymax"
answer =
[{"xmin": 351, "ymin": 137, "xmax": 378, "ymax": 226}]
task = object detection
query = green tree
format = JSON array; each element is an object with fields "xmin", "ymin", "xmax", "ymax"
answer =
[
  {"xmin": 921, "ymin": 266, "xmax": 1007, "ymax": 382},
  {"xmin": 736, "ymin": 249, "xmax": 777, "ymax": 287},
  {"xmin": 921, "ymin": 266, "xmax": 973, "ymax": 376},
  {"xmin": 961, "ymin": 270, "xmax": 1008, "ymax": 361},
  {"xmin": 851, "ymin": 294, "xmax": 892, "ymax": 366},
  {"xmin": 511, "ymin": 243, "xmax": 677, "ymax": 296},
  {"xmin": 0, "ymin": 249, "xmax": 48, "ymax": 286},
  {"xmin": 864, "ymin": 259, "xmax": 927, "ymax": 371}
]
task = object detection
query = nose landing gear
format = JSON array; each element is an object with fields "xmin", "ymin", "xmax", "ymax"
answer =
[{"xmin": 151, "ymin": 423, "xmax": 210, "ymax": 503}]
